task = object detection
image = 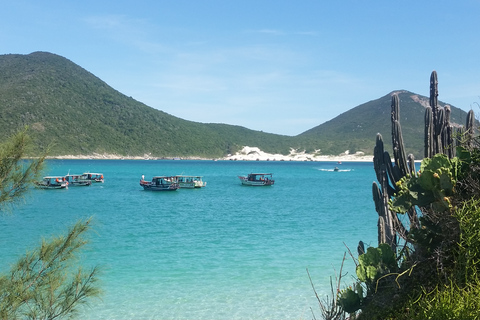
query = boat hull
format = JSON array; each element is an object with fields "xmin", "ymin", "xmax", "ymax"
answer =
[
  {"xmin": 140, "ymin": 180, "xmax": 179, "ymax": 191},
  {"xmin": 176, "ymin": 175, "xmax": 207, "ymax": 189},
  {"xmin": 69, "ymin": 181, "xmax": 92, "ymax": 186},
  {"xmin": 65, "ymin": 175, "xmax": 92, "ymax": 186},
  {"xmin": 238, "ymin": 176, "xmax": 274, "ymax": 186},
  {"xmin": 81, "ymin": 173, "xmax": 104, "ymax": 183},
  {"xmin": 35, "ymin": 176, "xmax": 69, "ymax": 189},
  {"xmin": 34, "ymin": 182, "xmax": 68, "ymax": 189}
]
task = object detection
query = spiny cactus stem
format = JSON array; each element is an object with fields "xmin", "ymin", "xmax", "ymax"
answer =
[
  {"xmin": 430, "ymin": 71, "xmax": 438, "ymax": 110},
  {"xmin": 425, "ymin": 106, "xmax": 433, "ymax": 158},
  {"xmin": 392, "ymin": 120, "xmax": 409, "ymax": 177},
  {"xmin": 430, "ymin": 71, "xmax": 439, "ymax": 154},
  {"xmin": 407, "ymin": 154, "xmax": 416, "ymax": 177},
  {"xmin": 443, "ymin": 106, "xmax": 454, "ymax": 158},
  {"xmin": 372, "ymin": 182, "xmax": 383, "ymax": 217},
  {"xmin": 378, "ymin": 216, "xmax": 386, "ymax": 245},
  {"xmin": 373, "ymin": 133, "xmax": 385, "ymax": 183},
  {"xmin": 466, "ymin": 109, "xmax": 475, "ymax": 146},
  {"xmin": 379, "ymin": 164, "xmax": 396, "ymax": 250},
  {"xmin": 435, "ymin": 107, "xmax": 445, "ymax": 154},
  {"xmin": 358, "ymin": 241, "xmax": 365, "ymax": 256},
  {"xmin": 383, "ymin": 151, "xmax": 398, "ymax": 196}
]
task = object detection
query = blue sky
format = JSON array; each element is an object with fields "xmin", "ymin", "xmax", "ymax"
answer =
[{"xmin": 2, "ymin": 1, "xmax": 479, "ymax": 135}]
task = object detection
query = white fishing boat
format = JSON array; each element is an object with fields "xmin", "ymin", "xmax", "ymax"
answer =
[
  {"xmin": 64, "ymin": 174, "xmax": 92, "ymax": 186},
  {"xmin": 175, "ymin": 175, "xmax": 207, "ymax": 189},
  {"xmin": 140, "ymin": 176, "xmax": 179, "ymax": 191},
  {"xmin": 81, "ymin": 172, "xmax": 104, "ymax": 183},
  {"xmin": 35, "ymin": 176, "xmax": 68, "ymax": 189},
  {"xmin": 238, "ymin": 173, "xmax": 274, "ymax": 186}
]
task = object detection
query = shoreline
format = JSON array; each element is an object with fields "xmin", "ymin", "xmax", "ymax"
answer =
[{"xmin": 45, "ymin": 147, "xmax": 374, "ymax": 162}]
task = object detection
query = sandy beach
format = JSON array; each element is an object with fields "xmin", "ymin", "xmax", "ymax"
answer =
[{"xmin": 47, "ymin": 146, "xmax": 374, "ymax": 162}]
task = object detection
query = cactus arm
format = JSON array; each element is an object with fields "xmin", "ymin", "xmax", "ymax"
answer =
[
  {"xmin": 392, "ymin": 120, "xmax": 409, "ymax": 176},
  {"xmin": 429, "ymin": 71, "xmax": 438, "ymax": 110},
  {"xmin": 378, "ymin": 216, "xmax": 386, "ymax": 245},
  {"xmin": 435, "ymin": 107, "xmax": 445, "ymax": 155},
  {"xmin": 407, "ymin": 154, "xmax": 416, "ymax": 177},
  {"xmin": 466, "ymin": 109, "xmax": 475, "ymax": 146},
  {"xmin": 391, "ymin": 94, "xmax": 410, "ymax": 176},
  {"xmin": 430, "ymin": 71, "xmax": 439, "ymax": 154},
  {"xmin": 443, "ymin": 105, "xmax": 454, "ymax": 158},
  {"xmin": 425, "ymin": 106, "xmax": 433, "ymax": 158},
  {"xmin": 383, "ymin": 151, "xmax": 398, "ymax": 196},
  {"xmin": 358, "ymin": 241, "xmax": 365, "ymax": 256}
]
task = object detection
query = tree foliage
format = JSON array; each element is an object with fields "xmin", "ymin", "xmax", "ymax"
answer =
[
  {"xmin": 0, "ymin": 129, "xmax": 101, "ymax": 319},
  {"xmin": 0, "ymin": 127, "xmax": 45, "ymax": 209},
  {"xmin": 0, "ymin": 219, "xmax": 101, "ymax": 320}
]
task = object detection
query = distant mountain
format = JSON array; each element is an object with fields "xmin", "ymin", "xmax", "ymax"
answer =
[
  {"xmin": 299, "ymin": 90, "xmax": 471, "ymax": 158},
  {"xmin": 0, "ymin": 52, "xmax": 473, "ymax": 158},
  {"xmin": 0, "ymin": 52, "xmax": 308, "ymax": 158}
]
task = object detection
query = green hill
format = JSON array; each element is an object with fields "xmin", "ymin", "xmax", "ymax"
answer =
[
  {"xmin": 0, "ymin": 52, "xmax": 306, "ymax": 158},
  {"xmin": 0, "ymin": 52, "xmax": 473, "ymax": 159},
  {"xmin": 299, "ymin": 90, "xmax": 471, "ymax": 158}
]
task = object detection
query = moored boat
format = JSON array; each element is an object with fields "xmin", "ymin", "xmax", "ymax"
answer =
[
  {"xmin": 140, "ymin": 176, "xmax": 179, "ymax": 191},
  {"xmin": 175, "ymin": 175, "xmax": 207, "ymax": 189},
  {"xmin": 81, "ymin": 172, "xmax": 104, "ymax": 183},
  {"xmin": 64, "ymin": 174, "xmax": 92, "ymax": 186},
  {"xmin": 35, "ymin": 176, "xmax": 68, "ymax": 189},
  {"xmin": 238, "ymin": 173, "xmax": 274, "ymax": 186}
]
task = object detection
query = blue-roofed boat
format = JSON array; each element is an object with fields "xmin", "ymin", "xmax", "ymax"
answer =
[
  {"xmin": 35, "ymin": 176, "xmax": 68, "ymax": 189},
  {"xmin": 64, "ymin": 174, "xmax": 92, "ymax": 186},
  {"xmin": 238, "ymin": 173, "xmax": 274, "ymax": 186},
  {"xmin": 81, "ymin": 172, "xmax": 104, "ymax": 183},
  {"xmin": 140, "ymin": 176, "xmax": 179, "ymax": 191}
]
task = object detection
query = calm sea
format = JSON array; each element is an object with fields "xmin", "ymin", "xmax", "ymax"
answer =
[{"xmin": 0, "ymin": 160, "xmax": 379, "ymax": 320}]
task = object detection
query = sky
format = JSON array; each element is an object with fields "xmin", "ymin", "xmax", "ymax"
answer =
[{"xmin": 1, "ymin": 1, "xmax": 480, "ymax": 136}]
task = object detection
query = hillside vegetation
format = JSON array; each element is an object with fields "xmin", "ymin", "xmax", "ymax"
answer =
[
  {"xmin": 299, "ymin": 91, "xmax": 470, "ymax": 157},
  {"xmin": 0, "ymin": 52, "xmax": 473, "ymax": 158},
  {"xmin": 0, "ymin": 52, "xmax": 303, "ymax": 157}
]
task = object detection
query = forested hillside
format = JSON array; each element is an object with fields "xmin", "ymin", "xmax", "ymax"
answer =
[
  {"xmin": 300, "ymin": 91, "xmax": 471, "ymax": 157},
  {"xmin": 0, "ymin": 52, "xmax": 473, "ymax": 158},
  {"xmin": 0, "ymin": 52, "xmax": 307, "ymax": 157}
]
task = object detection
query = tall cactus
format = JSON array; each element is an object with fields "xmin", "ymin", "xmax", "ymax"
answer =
[
  {"xmin": 373, "ymin": 134, "xmax": 396, "ymax": 249},
  {"xmin": 430, "ymin": 71, "xmax": 441, "ymax": 154},
  {"xmin": 443, "ymin": 105, "xmax": 454, "ymax": 158},
  {"xmin": 369, "ymin": 71, "xmax": 474, "ymax": 252},
  {"xmin": 466, "ymin": 109, "xmax": 475, "ymax": 147},
  {"xmin": 391, "ymin": 94, "xmax": 410, "ymax": 177},
  {"xmin": 427, "ymin": 71, "xmax": 451, "ymax": 157},
  {"xmin": 425, "ymin": 106, "xmax": 433, "ymax": 158}
]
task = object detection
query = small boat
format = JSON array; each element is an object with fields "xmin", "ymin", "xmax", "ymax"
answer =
[
  {"xmin": 35, "ymin": 176, "xmax": 68, "ymax": 189},
  {"xmin": 334, "ymin": 167, "xmax": 339, "ymax": 172},
  {"xmin": 140, "ymin": 176, "xmax": 179, "ymax": 191},
  {"xmin": 238, "ymin": 173, "xmax": 274, "ymax": 186},
  {"xmin": 176, "ymin": 175, "xmax": 207, "ymax": 189},
  {"xmin": 81, "ymin": 172, "xmax": 104, "ymax": 183},
  {"xmin": 64, "ymin": 174, "xmax": 92, "ymax": 186}
]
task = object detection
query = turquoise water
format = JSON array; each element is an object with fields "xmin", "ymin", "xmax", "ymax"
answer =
[{"xmin": 0, "ymin": 160, "xmax": 378, "ymax": 319}]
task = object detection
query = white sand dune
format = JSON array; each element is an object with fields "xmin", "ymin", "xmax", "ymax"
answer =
[
  {"xmin": 223, "ymin": 146, "xmax": 373, "ymax": 162},
  {"xmin": 47, "ymin": 147, "xmax": 374, "ymax": 162}
]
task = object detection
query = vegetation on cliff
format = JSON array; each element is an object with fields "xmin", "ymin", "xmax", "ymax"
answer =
[
  {"xmin": 316, "ymin": 71, "xmax": 480, "ymax": 319},
  {"xmin": 0, "ymin": 52, "xmax": 474, "ymax": 158},
  {"xmin": 0, "ymin": 129, "xmax": 101, "ymax": 319}
]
